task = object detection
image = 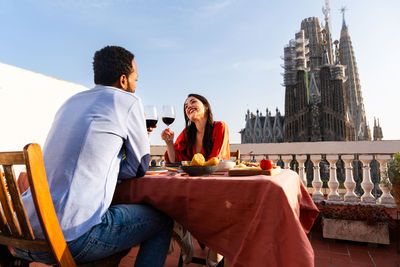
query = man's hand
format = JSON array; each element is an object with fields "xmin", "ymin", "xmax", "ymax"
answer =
[{"xmin": 147, "ymin": 125, "xmax": 157, "ymax": 135}]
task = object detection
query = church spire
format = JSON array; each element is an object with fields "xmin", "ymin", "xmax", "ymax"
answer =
[
  {"xmin": 322, "ymin": 0, "xmax": 330, "ymax": 22},
  {"xmin": 263, "ymin": 108, "xmax": 273, "ymax": 143},
  {"xmin": 321, "ymin": 29, "xmax": 330, "ymax": 65},
  {"xmin": 333, "ymin": 40, "xmax": 340, "ymax": 64},
  {"xmin": 340, "ymin": 6, "xmax": 347, "ymax": 30},
  {"xmin": 339, "ymin": 7, "xmax": 369, "ymax": 141},
  {"xmin": 322, "ymin": 0, "xmax": 334, "ymax": 63},
  {"xmin": 373, "ymin": 117, "xmax": 383, "ymax": 141}
]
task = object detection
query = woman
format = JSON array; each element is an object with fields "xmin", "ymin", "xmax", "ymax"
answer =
[
  {"xmin": 161, "ymin": 94, "xmax": 229, "ymax": 267},
  {"xmin": 162, "ymin": 93, "xmax": 230, "ymax": 163}
]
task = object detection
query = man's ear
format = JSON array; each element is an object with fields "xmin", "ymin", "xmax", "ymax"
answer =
[{"xmin": 119, "ymin": 75, "xmax": 128, "ymax": 90}]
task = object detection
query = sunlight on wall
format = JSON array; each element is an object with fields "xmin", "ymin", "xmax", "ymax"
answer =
[{"xmin": 0, "ymin": 62, "xmax": 87, "ymax": 151}]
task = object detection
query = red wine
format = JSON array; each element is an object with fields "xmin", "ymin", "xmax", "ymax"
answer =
[
  {"xmin": 146, "ymin": 119, "xmax": 158, "ymax": 128},
  {"xmin": 162, "ymin": 117, "xmax": 175, "ymax": 126}
]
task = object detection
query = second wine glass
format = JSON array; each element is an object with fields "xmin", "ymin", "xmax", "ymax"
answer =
[{"xmin": 162, "ymin": 105, "xmax": 175, "ymax": 127}]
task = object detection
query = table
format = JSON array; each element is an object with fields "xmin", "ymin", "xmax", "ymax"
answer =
[{"xmin": 112, "ymin": 169, "xmax": 319, "ymax": 267}]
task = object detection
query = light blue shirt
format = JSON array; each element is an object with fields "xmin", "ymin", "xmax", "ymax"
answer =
[{"xmin": 22, "ymin": 85, "xmax": 150, "ymax": 241}]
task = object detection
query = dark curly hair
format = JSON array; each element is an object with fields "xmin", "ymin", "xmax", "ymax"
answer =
[
  {"xmin": 93, "ymin": 46, "xmax": 134, "ymax": 86},
  {"xmin": 183, "ymin": 94, "xmax": 215, "ymax": 159}
]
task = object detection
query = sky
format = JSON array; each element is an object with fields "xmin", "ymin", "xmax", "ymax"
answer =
[{"xmin": 1, "ymin": 0, "xmax": 399, "ymax": 146}]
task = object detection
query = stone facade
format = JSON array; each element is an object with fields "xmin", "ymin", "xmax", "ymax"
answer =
[
  {"xmin": 240, "ymin": 109, "xmax": 284, "ymax": 144},
  {"xmin": 241, "ymin": 6, "xmax": 383, "ymax": 143}
]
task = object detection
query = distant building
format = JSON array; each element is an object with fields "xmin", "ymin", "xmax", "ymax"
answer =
[
  {"xmin": 373, "ymin": 118, "xmax": 383, "ymax": 141},
  {"xmin": 241, "ymin": 5, "xmax": 383, "ymax": 143},
  {"xmin": 240, "ymin": 108, "xmax": 284, "ymax": 144}
]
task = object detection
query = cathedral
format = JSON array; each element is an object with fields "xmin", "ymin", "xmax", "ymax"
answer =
[
  {"xmin": 241, "ymin": 4, "xmax": 383, "ymax": 143},
  {"xmin": 241, "ymin": 108, "xmax": 285, "ymax": 144}
]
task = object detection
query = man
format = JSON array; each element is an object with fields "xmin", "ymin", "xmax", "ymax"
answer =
[{"xmin": 13, "ymin": 46, "xmax": 173, "ymax": 266}]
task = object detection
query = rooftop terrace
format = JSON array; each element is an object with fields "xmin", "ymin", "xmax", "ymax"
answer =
[
  {"xmin": 30, "ymin": 227, "xmax": 400, "ymax": 266},
  {"xmin": 30, "ymin": 140, "xmax": 400, "ymax": 266}
]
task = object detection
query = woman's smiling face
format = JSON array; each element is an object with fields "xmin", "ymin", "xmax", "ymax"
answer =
[{"xmin": 184, "ymin": 96, "xmax": 207, "ymax": 121}]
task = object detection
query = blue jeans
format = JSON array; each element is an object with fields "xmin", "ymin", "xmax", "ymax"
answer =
[{"xmin": 14, "ymin": 204, "xmax": 173, "ymax": 267}]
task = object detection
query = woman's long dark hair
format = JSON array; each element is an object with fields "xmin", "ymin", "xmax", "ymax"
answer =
[{"xmin": 183, "ymin": 94, "xmax": 214, "ymax": 159}]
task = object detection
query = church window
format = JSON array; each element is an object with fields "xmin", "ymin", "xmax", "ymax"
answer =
[
  {"xmin": 292, "ymin": 122, "xmax": 295, "ymax": 137},
  {"xmin": 340, "ymin": 121, "xmax": 343, "ymax": 137},
  {"xmin": 328, "ymin": 114, "xmax": 330, "ymax": 129},
  {"xmin": 341, "ymin": 121, "xmax": 345, "ymax": 136},
  {"xmin": 327, "ymin": 114, "xmax": 329, "ymax": 129},
  {"xmin": 334, "ymin": 118, "xmax": 337, "ymax": 133},
  {"xmin": 301, "ymin": 115, "xmax": 303, "ymax": 131}
]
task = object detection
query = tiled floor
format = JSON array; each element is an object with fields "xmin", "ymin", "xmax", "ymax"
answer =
[
  {"xmin": 30, "ymin": 230, "xmax": 400, "ymax": 267},
  {"xmin": 310, "ymin": 230, "xmax": 399, "ymax": 267},
  {"xmin": 118, "ymin": 240, "xmax": 208, "ymax": 267},
  {"xmin": 121, "ymin": 230, "xmax": 400, "ymax": 267}
]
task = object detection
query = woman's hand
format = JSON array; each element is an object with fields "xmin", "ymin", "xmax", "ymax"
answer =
[{"xmin": 161, "ymin": 128, "xmax": 174, "ymax": 144}]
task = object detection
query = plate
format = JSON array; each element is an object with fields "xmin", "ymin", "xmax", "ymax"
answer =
[
  {"xmin": 165, "ymin": 162, "xmax": 181, "ymax": 167},
  {"xmin": 148, "ymin": 167, "xmax": 168, "ymax": 173},
  {"xmin": 228, "ymin": 166, "xmax": 281, "ymax": 176},
  {"xmin": 181, "ymin": 165, "xmax": 218, "ymax": 176}
]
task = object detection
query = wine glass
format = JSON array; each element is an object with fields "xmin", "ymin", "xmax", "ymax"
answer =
[
  {"xmin": 162, "ymin": 105, "xmax": 175, "ymax": 128},
  {"xmin": 144, "ymin": 105, "xmax": 158, "ymax": 130}
]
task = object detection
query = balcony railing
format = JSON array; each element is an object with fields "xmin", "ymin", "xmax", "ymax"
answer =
[{"xmin": 150, "ymin": 140, "xmax": 400, "ymax": 208}]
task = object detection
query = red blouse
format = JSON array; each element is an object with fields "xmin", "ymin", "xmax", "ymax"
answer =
[{"xmin": 165, "ymin": 121, "xmax": 230, "ymax": 163}]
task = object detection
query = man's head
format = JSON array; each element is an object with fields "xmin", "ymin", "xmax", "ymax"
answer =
[{"xmin": 93, "ymin": 46, "xmax": 138, "ymax": 93}]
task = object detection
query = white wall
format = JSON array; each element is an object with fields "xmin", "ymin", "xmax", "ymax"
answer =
[{"xmin": 0, "ymin": 63, "xmax": 87, "ymax": 151}]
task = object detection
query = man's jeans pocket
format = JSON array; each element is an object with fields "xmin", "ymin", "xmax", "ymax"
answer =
[{"xmin": 71, "ymin": 236, "xmax": 119, "ymax": 263}]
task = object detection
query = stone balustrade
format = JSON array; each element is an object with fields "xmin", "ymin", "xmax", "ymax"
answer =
[{"xmin": 149, "ymin": 140, "xmax": 400, "ymax": 207}]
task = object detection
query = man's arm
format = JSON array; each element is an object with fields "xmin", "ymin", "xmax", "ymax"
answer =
[{"xmin": 119, "ymin": 99, "xmax": 150, "ymax": 179}]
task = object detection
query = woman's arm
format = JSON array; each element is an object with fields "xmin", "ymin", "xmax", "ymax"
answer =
[
  {"xmin": 163, "ymin": 129, "xmax": 190, "ymax": 163},
  {"xmin": 165, "ymin": 140, "xmax": 176, "ymax": 163},
  {"xmin": 162, "ymin": 128, "xmax": 176, "ymax": 162}
]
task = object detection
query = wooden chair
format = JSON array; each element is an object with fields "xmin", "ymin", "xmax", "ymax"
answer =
[
  {"xmin": 230, "ymin": 149, "xmax": 240, "ymax": 162},
  {"xmin": 0, "ymin": 143, "xmax": 129, "ymax": 267}
]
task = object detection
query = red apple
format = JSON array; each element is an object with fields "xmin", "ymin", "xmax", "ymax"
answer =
[{"xmin": 260, "ymin": 159, "xmax": 273, "ymax": 170}]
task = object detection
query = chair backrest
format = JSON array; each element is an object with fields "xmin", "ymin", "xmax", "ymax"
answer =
[
  {"xmin": 230, "ymin": 149, "xmax": 240, "ymax": 161},
  {"xmin": 0, "ymin": 143, "xmax": 76, "ymax": 267}
]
